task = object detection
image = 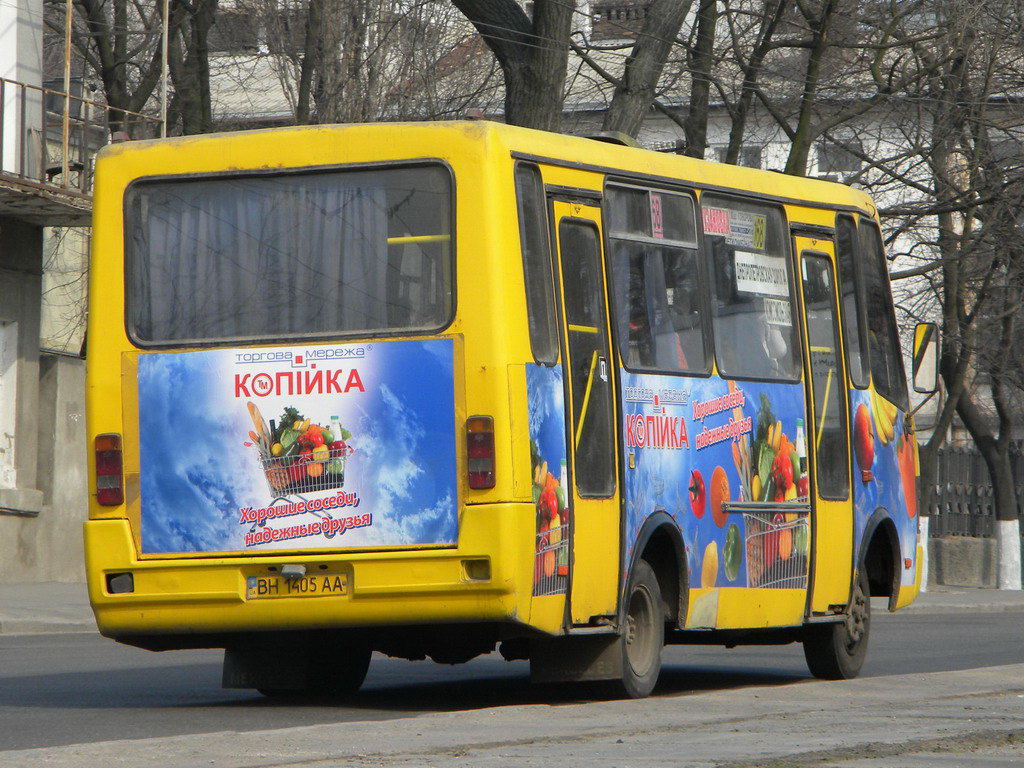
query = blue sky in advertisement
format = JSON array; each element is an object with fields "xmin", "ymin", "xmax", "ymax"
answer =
[{"xmin": 138, "ymin": 339, "xmax": 457, "ymax": 554}]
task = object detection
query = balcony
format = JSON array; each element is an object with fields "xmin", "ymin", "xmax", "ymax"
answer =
[{"xmin": 0, "ymin": 77, "xmax": 162, "ymax": 226}]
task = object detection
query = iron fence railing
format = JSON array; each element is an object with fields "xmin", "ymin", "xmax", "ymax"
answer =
[
  {"xmin": 0, "ymin": 77, "xmax": 161, "ymax": 198},
  {"xmin": 927, "ymin": 445, "xmax": 1024, "ymax": 538}
]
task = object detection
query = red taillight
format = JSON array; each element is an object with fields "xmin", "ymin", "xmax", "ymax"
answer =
[
  {"xmin": 95, "ymin": 433, "xmax": 124, "ymax": 506},
  {"xmin": 466, "ymin": 416, "xmax": 495, "ymax": 490}
]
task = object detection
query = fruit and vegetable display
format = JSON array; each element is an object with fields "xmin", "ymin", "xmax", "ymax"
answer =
[
  {"xmin": 897, "ymin": 421, "xmax": 917, "ymax": 518},
  {"xmin": 245, "ymin": 401, "xmax": 353, "ymax": 496},
  {"xmin": 531, "ymin": 440, "xmax": 569, "ymax": 592},
  {"xmin": 854, "ymin": 402, "xmax": 875, "ymax": 482},
  {"xmin": 739, "ymin": 393, "xmax": 810, "ymax": 505},
  {"xmin": 715, "ymin": 388, "xmax": 811, "ymax": 589}
]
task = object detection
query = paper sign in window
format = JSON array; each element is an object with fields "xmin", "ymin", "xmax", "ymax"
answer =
[
  {"xmin": 764, "ymin": 298, "xmax": 792, "ymax": 326},
  {"xmin": 726, "ymin": 212, "xmax": 767, "ymax": 249},
  {"xmin": 734, "ymin": 250, "xmax": 789, "ymax": 297},
  {"xmin": 650, "ymin": 193, "xmax": 664, "ymax": 239},
  {"xmin": 702, "ymin": 206, "xmax": 729, "ymax": 235}
]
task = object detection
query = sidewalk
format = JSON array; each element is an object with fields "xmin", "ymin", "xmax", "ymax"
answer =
[{"xmin": 1, "ymin": 581, "xmax": 1023, "ymax": 635}]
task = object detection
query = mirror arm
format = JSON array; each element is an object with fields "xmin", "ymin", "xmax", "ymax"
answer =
[{"xmin": 908, "ymin": 389, "xmax": 938, "ymax": 422}]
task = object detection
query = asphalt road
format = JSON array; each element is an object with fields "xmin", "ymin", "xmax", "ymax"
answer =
[{"xmin": 0, "ymin": 610, "xmax": 1020, "ymax": 752}]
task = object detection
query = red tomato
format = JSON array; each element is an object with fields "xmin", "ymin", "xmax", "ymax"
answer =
[{"xmin": 689, "ymin": 470, "xmax": 706, "ymax": 518}]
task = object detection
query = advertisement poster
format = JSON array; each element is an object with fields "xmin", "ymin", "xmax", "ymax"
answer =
[
  {"xmin": 621, "ymin": 373, "xmax": 809, "ymax": 599},
  {"xmin": 526, "ymin": 364, "xmax": 570, "ymax": 596},
  {"xmin": 850, "ymin": 389, "xmax": 919, "ymax": 586},
  {"xmin": 138, "ymin": 338, "xmax": 458, "ymax": 555}
]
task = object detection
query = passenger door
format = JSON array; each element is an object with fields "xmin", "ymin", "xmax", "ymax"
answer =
[
  {"xmin": 549, "ymin": 199, "xmax": 620, "ymax": 625},
  {"xmin": 795, "ymin": 237, "xmax": 854, "ymax": 614}
]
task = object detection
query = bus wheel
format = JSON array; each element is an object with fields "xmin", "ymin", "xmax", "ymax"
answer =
[
  {"xmin": 615, "ymin": 559, "xmax": 664, "ymax": 698},
  {"xmin": 258, "ymin": 646, "xmax": 371, "ymax": 699},
  {"xmin": 803, "ymin": 569, "xmax": 870, "ymax": 680}
]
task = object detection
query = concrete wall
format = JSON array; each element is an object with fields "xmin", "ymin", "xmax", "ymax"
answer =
[
  {"xmin": 928, "ymin": 537, "xmax": 998, "ymax": 588},
  {"xmin": 0, "ymin": 354, "xmax": 86, "ymax": 583},
  {"xmin": 0, "ymin": 217, "xmax": 87, "ymax": 583}
]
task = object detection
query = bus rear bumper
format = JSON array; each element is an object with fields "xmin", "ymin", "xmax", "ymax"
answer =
[{"xmin": 85, "ymin": 505, "xmax": 534, "ymax": 640}]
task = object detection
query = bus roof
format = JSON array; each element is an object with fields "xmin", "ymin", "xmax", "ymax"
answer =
[{"xmin": 96, "ymin": 120, "xmax": 876, "ymax": 218}]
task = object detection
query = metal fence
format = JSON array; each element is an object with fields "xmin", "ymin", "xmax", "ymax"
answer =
[
  {"xmin": 0, "ymin": 77, "xmax": 161, "ymax": 197},
  {"xmin": 928, "ymin": 445, "xmax": 1024, "ymax": 538}
]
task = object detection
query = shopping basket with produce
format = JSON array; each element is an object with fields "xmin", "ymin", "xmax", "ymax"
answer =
[
  {"xmin": 533, "ymin": 523, "xmax": 569, "ymax": 597},
  {"xmin": 743, "ymin": 509, "xmax": 810, "ymax": 589},
  {"xmin": 245, "ymin": 401, "xmax": 353, "ymax": 505}
]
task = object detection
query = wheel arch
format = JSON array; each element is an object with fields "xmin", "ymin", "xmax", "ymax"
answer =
[
  {"xmin": 859, "ymin": 508, "xmax": 901, "ymax": 611},
  {"xmin": 625, "ymin": 512, "xmax": 688, "ymax": 629}
]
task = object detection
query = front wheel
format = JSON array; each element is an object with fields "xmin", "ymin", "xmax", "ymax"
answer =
[
  {"xmin": 612, "ymin": 559, "xmax": 664, "ymax": 698},
  {"xmin": 803, "ymin": 569, "xmax": 870, "ymax": 680}
]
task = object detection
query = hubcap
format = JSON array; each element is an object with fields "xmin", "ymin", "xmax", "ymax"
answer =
[
  {"xmin": 625, "ymin": 583, "xmax": 658, "ymax": 677},
  {"xmin": 845, "ymin": 580, "xmax": 868, "ymax": 652}
]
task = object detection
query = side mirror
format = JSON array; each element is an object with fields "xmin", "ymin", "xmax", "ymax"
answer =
[{"xmin": 912, "ymin": 322, "xmax": 939, "ymax": 394}]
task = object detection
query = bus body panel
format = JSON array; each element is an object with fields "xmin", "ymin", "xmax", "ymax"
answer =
[{"xmin": 85, "ymin": 121, "xmax": 918, "ymax": 653}]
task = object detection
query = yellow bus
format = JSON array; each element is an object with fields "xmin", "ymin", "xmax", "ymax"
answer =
[{"xmin": 86, "ymin": 121, "xmax": 923, "ymax": 698}]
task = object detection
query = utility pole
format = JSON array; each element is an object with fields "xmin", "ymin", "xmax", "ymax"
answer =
[
  {"xmin": 161, "ymin": 0, "xmax": 169, "ymax": 137},
  {"xmin": 61, "ymin": 0, "xmax": 72, "ymax": 181}
]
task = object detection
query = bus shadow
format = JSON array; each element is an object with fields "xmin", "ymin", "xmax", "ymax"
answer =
[
  {"xmin": 0, "ymin": 655, "xmax": 807, "ymax": 714},
  {"xmin": 225, "ymin": 663, "xmax": 809, "ymax": 713}
]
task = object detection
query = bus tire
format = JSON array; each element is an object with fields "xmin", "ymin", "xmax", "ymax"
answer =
[
  {"xmin": 803, "ymin": 569, "xmax": 870, "ymax": 680},
  {"xmin": 614, "ymin": 559, "xmax": 664, "ymax": 698},
  {"xmin": 258, "ymin": 645, "xmax": 371, "ymax": 699}
]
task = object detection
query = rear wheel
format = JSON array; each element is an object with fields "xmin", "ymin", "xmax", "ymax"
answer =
[
  {"xmin": 803, "ymin": 569, "xmax": 870, "ymax": 680},
  {"xmin": 613, "ymin": 559, "xmax": 664, "ymax": 699}
]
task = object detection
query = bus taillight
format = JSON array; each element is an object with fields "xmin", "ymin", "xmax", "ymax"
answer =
[
  {"xmin": 466, "ymin": 416, "xmax": 495, "ymax": 489},
  {"xmin": 95, "ymin": 433, "xmax": 125, "ymax": 506}
]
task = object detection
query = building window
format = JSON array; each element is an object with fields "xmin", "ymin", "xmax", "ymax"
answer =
[
  {"xmin": 715, "ymin": 145, "xmax": 763, "ymax": 169},
  {"xmin": 208, "ymin": 10, "xmax": 260, "ymax": 54},
  {"xmin": 817, "ymin": 139, "xmax": 864, "ymax": 179}
]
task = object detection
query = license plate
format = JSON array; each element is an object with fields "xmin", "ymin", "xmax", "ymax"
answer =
[{"xmin": 246, "ymin": 573, "xmax": 349, "ymax": 600}]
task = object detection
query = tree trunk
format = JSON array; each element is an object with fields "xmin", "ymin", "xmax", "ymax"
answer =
[
  {"xmin": 313, "ymin": 0, "xmax": 345, "ymax": 123},
  {"xmin": 724, "ymin": 0, "xmax": 789, "ymax": 164},
  {"xmin": 296, "ymin": 0, "xmax": 322, "ymax": 124},
  {"xmin": 453, "ymin": 0, "xmax": 572, "ymax": 130},
  {"xmin": 783, "ymin": 0, "xmax": 836, "ymax": 175},
  {"xmin": 682, "ymin": 0, "xmax": 717, "ymax": 158},
  {"xmin": 601, "ymin": 0, "xmax": 694, "ymax": 138}
]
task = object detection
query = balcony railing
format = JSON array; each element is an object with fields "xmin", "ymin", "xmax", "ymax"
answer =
[{"xmin": 0, "ymin": 77, "xmax": 162, "ymax": 199}]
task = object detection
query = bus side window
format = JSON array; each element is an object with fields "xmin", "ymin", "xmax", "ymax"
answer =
[
  {"xmin": 701, "ymin": 195, "xmax": 799, "ymax": 381},
  {"xmin": 605, "ymin": 185, "xmax": 707, "ymax": 374},
  {"xmin": 514, "ymin": 163, "xmax": 558, "ymax": 364},
  {"xmin": 859, "ymin": 221, "xmax": 908, "ymax": 408},
  {"xmin": 801, "ymin": 254, "xmax": 850, "ymax": 500},
  {"xmin": 834, "ymin": 214, "xmax": 868, "ymax": 388}
]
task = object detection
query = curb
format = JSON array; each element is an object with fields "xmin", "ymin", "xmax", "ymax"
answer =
[{"xmin": 0, "ymin": 618, "xmax": 97, "ymax": 635}]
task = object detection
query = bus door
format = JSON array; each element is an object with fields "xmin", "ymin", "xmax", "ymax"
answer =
[
  {"xmin": 549, "ymin": 199, "xmax": 620, "ymax": 625},
  {"xmin": 794, "ymin": 236, "xmax": 854, "ymax": 614}
]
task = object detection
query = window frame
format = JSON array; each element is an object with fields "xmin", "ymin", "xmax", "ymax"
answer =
[
  {"xmin": 834, "ymin": 212, "xmax": 870, "ymax": 390},
  {"xmin": 514, "ymin": 161, "xmax": 560, "ymax": 366},
  {"xmin": 799, "ymin": 250, "xmax": 851, "ymax": 502},
  {"xmin": 602, "ymin": 179, "xmax": 713, "ymax": 378},
  {"xmin": 698, "ymin": 191, "xmax": 803, "ymax": 384},
  {"xmin": 122, "ymin": 159, "xmax": 458, "ymax": 350},
  {"xmin": 858, "ymin": 218, "xmax": 909, "ymax": 409}
]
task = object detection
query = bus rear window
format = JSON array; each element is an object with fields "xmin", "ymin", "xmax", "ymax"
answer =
[{"xmin": 126, "ymin": 164, "xmax": 453, "ymax": 345}]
